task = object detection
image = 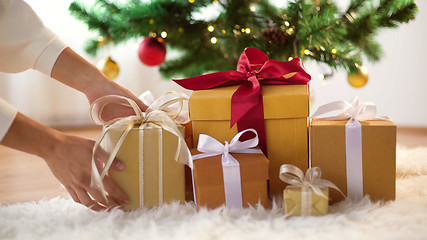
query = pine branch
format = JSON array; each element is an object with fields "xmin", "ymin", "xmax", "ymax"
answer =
[{"xmin": 69, "ymin": 0, "xmax": 418, "ymax": 78}]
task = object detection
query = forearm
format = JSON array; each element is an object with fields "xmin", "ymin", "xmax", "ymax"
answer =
[
  {"xmin": 0, "ymin": 112, "xmax": 62, "ymax": 160},
  {"xmin": 51, "ymin": 47, "xmax": 105, "ymax": 95}
]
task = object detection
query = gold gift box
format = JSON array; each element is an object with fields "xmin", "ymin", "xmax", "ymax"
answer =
[
  {"xmin": 310, "ymin": 118, "xmax": 396, "ymax": 203},
  {"xmin": 189, "ymin": 84, "xmax": 309, "ymax": 195},
  {"xmin": 283, "ymin": 186, "xmax": 328, "ymax": 216},
  {"xmin": 107, "ymin": 125, "xmax": 186, "ymax": 210},
  {"xmin": 191, "ymin": 148, "xmax": 269, "ymax": 209}
]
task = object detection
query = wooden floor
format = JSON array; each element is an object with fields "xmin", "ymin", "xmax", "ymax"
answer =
[{"xmin": 0, "ymin": 127, "xmax": 426, "ymax": 205}]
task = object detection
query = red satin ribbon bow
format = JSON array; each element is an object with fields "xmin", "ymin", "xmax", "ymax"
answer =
[{"xmin": 173, "ymin": 47, "xmax": 311, "ymax": 154}]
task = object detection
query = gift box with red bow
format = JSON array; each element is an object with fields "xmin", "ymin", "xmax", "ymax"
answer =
[{"xmin": 174, "ymin": 47, "xmax": 311, "ymax": 195}]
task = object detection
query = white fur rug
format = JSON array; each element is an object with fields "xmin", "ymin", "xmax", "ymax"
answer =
[{"xmin": 1, "ymin": 146, "xmax": 427, "ymax": 240}]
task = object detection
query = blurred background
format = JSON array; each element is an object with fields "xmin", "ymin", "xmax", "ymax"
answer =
[{"xmin": 0, "ymin": 0, "xmax": 426, "ymax": 128}]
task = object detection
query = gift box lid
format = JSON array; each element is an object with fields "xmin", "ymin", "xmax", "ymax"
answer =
[
  {"xmin": 310, "ymin": 117, "xmax": 396, "ymax": 127},
  {"xmin": 191, "ymin": 148, "xmax": 269, "ymax": 186},
  {"xmin": 189, "ymin": 84, "xmax": 309, "ymax": 121}
]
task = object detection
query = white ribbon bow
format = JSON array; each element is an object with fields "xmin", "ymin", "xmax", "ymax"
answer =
[
  {"xmin": 280, "ymin": 164, "xmax": 344, "ymax": 216},
  {"xmin": 192, "ymin": 129, "xmax": 263, "ymax": 209},
  {"xmin": 279, "ymin": 164, "xmax": 342, "ymax": 199},
  {"xmin": 90, "ymin": 91, "xmax": 191, "ymax": 201},
  {"xmin": 311, "ymin": 97, "xmax": 390, "ymax": 200},
  {"xmin": 311, "ymin": 97, "xmax": 388, "ymax": 122}
]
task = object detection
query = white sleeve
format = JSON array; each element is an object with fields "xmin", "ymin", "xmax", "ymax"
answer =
[
  {"xmin": 0, "ymin": 97, "xmax": 17, "ymax": 142},
  {"xmin": 0, "ymin": 0, "xmax": 68, "ymax": 76}
]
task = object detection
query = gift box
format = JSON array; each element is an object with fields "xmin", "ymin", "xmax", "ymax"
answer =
[
  {"xmin": 279, "ymin": 164, "xmax": 341, "ymax": 217},
  {"xmin": 283, "ymin": 186, "xmax": 328, "ymax": 217},
  {"xmin": 90, "ymin": 93, "xmax": 191, "ymax": 210},
  {"xmin": 191, "ymin": 129, "xmax": 269, "ymax": 209},
  {"xmin": 107, "ymin": 125, "xmax": 186, "ymax": 210},
  {"xmin": 189, "ymin": 84, "xmax": 309, "ymax": 195},
  {"xmin": 173, "ymin": 48, "xmax": 311, "ymax": 196},
  {"xmin": 310, "ymin": 98, "xmax": 396, "ymax": 203}
]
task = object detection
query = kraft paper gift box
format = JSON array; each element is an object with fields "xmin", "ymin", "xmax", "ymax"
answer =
[
  {"xmin": 283, "ymin": 186, "xmax": 329, "ymax": 217},
  {"xmin": 107, "ymin": 125, "xmax": 186, "ymax": 210},
  {"xmin": 90, "ymin": 93, "xmax": 190, "ymax": 211},
  {"xmin": 189, "ymin": 84, "xmax": 309, "ymax": 195},
  {"xmin": 310, "ymin": 98, "xmax": 396, "ymax": 203},
  {"xmin": 173, "ymin": 47, "xmax": 311, "ymax": 195},
  {"xmin": 191, "ymin": 129, "xmax": 269, "ymax": 209},
  {"xmin": 279, "ymin": 164, "xmax": 342, "ymax": 217}
]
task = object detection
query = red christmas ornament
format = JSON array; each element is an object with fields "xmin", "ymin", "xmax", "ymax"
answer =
[{"xmin": 137, "ymin": 37, "xmax": 166, "ymax": 66}]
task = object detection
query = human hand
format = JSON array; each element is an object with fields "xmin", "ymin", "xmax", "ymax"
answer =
[
  {"xmin": 44, "ymin": 133, "xmax": 129, "ymax": 211},
  {"xmin": 51, "ymin": 47, "xmax": 148, "ymax": 121},
  {"xmin": 85, "ymin": 79, "xmax": 148, "ymax": 122}
]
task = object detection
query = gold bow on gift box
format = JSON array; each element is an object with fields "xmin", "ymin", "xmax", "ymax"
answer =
[
  {"xmin": 279, "ymin": 164, "xmax": 344, "ymax": 217},
  {"xmin": 90, "ymin": 92, "xmax": 191, "ymax": 209}
]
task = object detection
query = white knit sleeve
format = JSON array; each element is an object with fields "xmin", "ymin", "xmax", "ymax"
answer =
[
  {"xmin": 0, "ymin": 0, "xmax": 68, "ymax": 76},
  {"xmin": 0, "ymin": 97, "xmax": 18, "ymax": 142}
]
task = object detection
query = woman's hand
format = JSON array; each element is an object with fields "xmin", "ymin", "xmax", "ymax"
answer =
[
  {"xmin": 0, "ymin": 113, "xmax": 130, "ymax": 211},
  {"xmin": 51, "ymin": 47, "xmax": 148, "ymax": 122},
  {"xmin": 45, "ymin": 133, "xmax": 129, "ymax": 211}
]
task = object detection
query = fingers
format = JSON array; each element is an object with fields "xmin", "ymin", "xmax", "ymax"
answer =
[
  {"xmin": 75, "ymin": 188, "xmax": 106, "ymax": 211},
  {"xmin": 65, "ymin": 186, "xmax": 81, "ymax": 204},
  {"xmin": 134, "ymin": 99, "xmax": 148, "ymax": 112},
  {"xmin": 94, "ymin": 147, "xmax": 125, "ymax": 171},
  {"xmin": 87, "ymin": 187, "xmax": 121, "ymax": 209},
  {"xmin": 100, "ymin": 103, "xmax": 137, "ymax": 121},
  {"xmin": 102, "ymin": 175, "xmax": 129, "ymax": 205}
]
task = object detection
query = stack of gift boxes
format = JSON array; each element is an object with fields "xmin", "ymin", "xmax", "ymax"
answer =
[{"xmin": 92, "ymin": 48, "xmax": 396, "ymax": 216}]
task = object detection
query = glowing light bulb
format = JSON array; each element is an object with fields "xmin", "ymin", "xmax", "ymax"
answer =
[
  {"xmin": 161, "ymin": 31, "xmax": 167, "ymax": 38},
  {"xmin": 331, "ymin": 48, "xmax": 337, "ymax": 54},
  {"xmin": 360, "ymin": 66, "xmax": 368, "ymax": 74},
  {"xmin": 319, "ymin": 74, "xmax": 325, "ymax": 80},
  {"xmin": 245, "ymin": 28, "xmax": 251, "ymax": 34},
  {"xmin": 208, "ymin": 25, "xmax": 214, "ymax": 32},
  {"xmin": 284, "ymin": 21, "xmax": 290, "ymax": 27},
  {"xmin": 304, "ymin": 49, "xmax": 310, "ymax": 55},
  {"xmin": 98, "ymin": 36, "xmax": 104, "ymax": 42},
  {"xmin": 288, "ymin": 57, "xmax": 293, "ymax": 61},
  {"xmin": 211, "ymin": 37, "xmax": 217, "ymax": 44},
  {"xmin": 151, "ymin": 32, "xmax": 157, "ymax": 38},
  {"xmin": 189, "ymin": 0, "xmax": 195, "ymax": 3},
  {"xmin": 250, "ymin": 5, "xmax": 256, "ymax": 12}
]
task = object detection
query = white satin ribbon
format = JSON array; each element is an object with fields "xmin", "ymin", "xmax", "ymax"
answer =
[
  {"xmin": 90, "ymin": 92, "xmax": 191, "ymax": 204},
  {"xmin": 311, "ymin": 97, "xmax": 390, "ymax": 200},
  {"xmin": 192, "ymin": 129, "xmax": 263, "ymax": 209},
  {"xmin": 280, "ymin": 164, "xmax": 343, "ymax": 216}
]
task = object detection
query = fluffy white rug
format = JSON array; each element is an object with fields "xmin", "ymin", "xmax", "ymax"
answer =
[{"xmin": 1, "ymin": 146, "xmax": 427, "ymax": 240}]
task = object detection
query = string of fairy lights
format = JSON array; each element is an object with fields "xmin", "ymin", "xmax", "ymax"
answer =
[{"xmin": 95, "ymin": 0, "xmax": 370, "ymax": 87}]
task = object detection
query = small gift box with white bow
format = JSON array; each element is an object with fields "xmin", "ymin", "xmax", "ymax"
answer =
[
  {"xmin": 310, "ymin": 97, "xmax": 396, "ymax": 203},
  {"xmin": 280, "ymin": 164, "xmax": 343, "ymax": 217},
  {"xmin": 90, "ymin": 91, "xmax": 191, "ymax": 210},
  {"xmin": 190, "ymin": 129, "xmax": 269, "ymax": 209}
]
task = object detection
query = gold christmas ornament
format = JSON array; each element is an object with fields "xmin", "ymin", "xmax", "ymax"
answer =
[
  {"xmin": 97, "ymin": 56, "xmax": 120, "ymax": 80},
  {"xmin": 347, "ymin": 66, "xmax": 368, "ymax": 88}
]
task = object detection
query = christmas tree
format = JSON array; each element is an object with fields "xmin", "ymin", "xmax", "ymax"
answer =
[{"xmin": 69, "ymin": 0, "xmax": 417, "ymax": 80}]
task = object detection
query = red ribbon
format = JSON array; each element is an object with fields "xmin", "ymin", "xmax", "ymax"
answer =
[{"xmin": 173, "ymin": 47, "xmax": 311, "ymax": 154}]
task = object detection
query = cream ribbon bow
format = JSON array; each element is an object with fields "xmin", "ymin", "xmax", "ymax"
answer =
[
  {"xmin": 311, "ymin": 97, "xmax": 390, "ymax": 200},
  {"xmin": 90, "ymin": 92, "xmax": 191, "ymax": 201},
  {"xmin": 279, "ymin": 164, "xmax": 342, "ymax": 199},
  {"xmin": 311, "ymin": 97, "xmax": 388, "ymax": 122},
  {"xmin": 192, "ymin": 129, "xmax": 263, "ymax": 208}
]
